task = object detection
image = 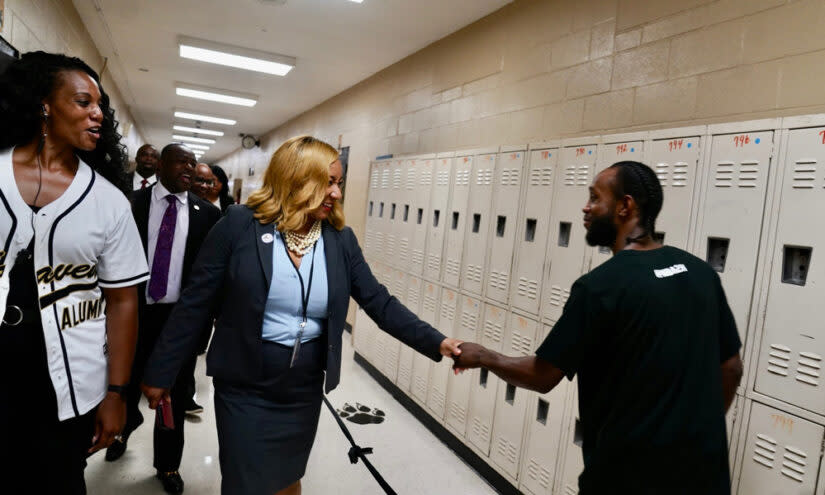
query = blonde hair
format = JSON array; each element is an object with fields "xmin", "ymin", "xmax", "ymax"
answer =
[{"xmin": 246, "ymin": 136, "xmax": 345, "ymax": 231}]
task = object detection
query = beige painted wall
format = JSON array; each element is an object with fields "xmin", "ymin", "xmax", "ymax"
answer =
[
  {"xmin": 1, "ymin": 0, "xmax": 145, "ymax": 164},
  {"xmin": 215, "ymin": 0, "xmax": 825, "ymax": 324}
]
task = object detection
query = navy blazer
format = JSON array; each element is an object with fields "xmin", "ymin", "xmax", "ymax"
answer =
[{"xmin": 143, "ymin": 205, "xmax": 446, "ymax": 392}]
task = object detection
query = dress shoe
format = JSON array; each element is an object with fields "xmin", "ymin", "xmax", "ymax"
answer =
[
  {"xmin": 105, "ymin": 415, "xmax": 143, "ymax": 461},
  {"xmin": 184, "ymin": 399, "xmax": 204, "ymax": 415},
  {"xmin": 156, "ymin": 470, "xmax": 185, "ymax": 494}
]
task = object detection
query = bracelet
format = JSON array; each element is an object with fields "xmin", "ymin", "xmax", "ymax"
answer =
[{"xmin": 107, "ymin": 384, "xmax": 128, "ymax": 398}]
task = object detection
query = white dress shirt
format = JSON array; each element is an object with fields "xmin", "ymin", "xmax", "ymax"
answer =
[
  {"xmin": 146, "ymin": 182, "xmax": 189, "ymax": 304},
  {"xmin": 133, "ymin": 173, "xmax": 157, "ymax": 191}
]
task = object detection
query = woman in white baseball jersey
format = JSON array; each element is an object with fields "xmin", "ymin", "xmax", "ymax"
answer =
[{"xmin": 0, "ymin": 52, "xmax": 149, "ymax": 493}]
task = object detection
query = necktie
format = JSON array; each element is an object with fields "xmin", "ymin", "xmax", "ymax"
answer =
[
  {"xmin": 148, "ymin": 195, "xmax": 178, "ymax": 301},
  {"xmin": 141, "ymin": 178, "xmax": 148, "ymax": 189}
]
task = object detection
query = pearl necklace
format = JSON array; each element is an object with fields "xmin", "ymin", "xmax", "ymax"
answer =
[{"xmin": 285, "ymin": 220, "xmax": 321, "ymax": 255}]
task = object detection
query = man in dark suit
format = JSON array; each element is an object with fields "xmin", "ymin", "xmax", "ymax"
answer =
[
  {"xmin": 105, "ymin": 143, "xmax": 221, "ymax": 494},
  {"xmin": 129, "ymin": 143, "xmax": 160, "ymax": 193}
]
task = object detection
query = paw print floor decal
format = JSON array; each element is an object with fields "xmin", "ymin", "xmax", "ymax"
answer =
[{"xmin": 336, "ymin": 402, "xmax": 385, "ymax": 425}]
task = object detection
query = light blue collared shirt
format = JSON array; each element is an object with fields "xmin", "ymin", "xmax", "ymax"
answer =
[{"xmin": 261, "ymin": 230, "xmax": 329, "ymax": 345}]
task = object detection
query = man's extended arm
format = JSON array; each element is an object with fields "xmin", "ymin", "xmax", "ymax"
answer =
[{"xmin": 453, "ymin": 342, "xmax": 565, "ymax": 394}]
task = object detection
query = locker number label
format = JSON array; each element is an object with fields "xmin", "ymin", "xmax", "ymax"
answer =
[
  {"xmin": 575, "ymin": 147, "xmax": 587, "ymax": 157},
  {"xmin": 770, "ymin": 413, "xmax": 794, "ymax": 433},
  {"xmin": 668, "ymin": 139, "xmax": 684, "ymax": 152},
  {"xmin": 819, "ymin": 129, "xmax": 825, "ymax": 144},
  {"xmin": 733, "ymin": 134, "xmax": 751, "ymax": 147},
  {"xmin": 616, "ymin": 144, "xmax": 629, "ymax": 154}
]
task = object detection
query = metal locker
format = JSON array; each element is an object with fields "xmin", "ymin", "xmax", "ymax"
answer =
[
  {"xmin": 540, "ymin": 144, "xmax": 595, "ymax": 325},
  {"xmin": 558, "ymin": 378, "xmax": 585, "ymax": 495},
  {"xmin": 519, "ymin": 376, "xmax": 572, "ymax": 495},
  {"xmin": 427, "ymin": 286, "xmax": 459, "ymax": 421},
  {"xmin": 424, "ymin": 154, "xmax": 453, "ymax": 281},
  {"xmin": 363, "ymin": 162, "xmax": 384, "ymax": 260},
  {"xmin": 445, "ymin": 294, "xmax": 482, "ymax": 437},
  {"xmin": 511, "ymin": 147, "xmax": 558, "ymax": 316},
  {"xmin": 467, "ymin": 303, "xmax": 507, "ymax": 455},
  {"xmin": 375, "ymin": 160, "xmax": 392, "ymax": 264},
  {"xmin": 737, "ymin": 402, "xmax": 823, "ymax": 494},
  {"xmin": 409, "ymin": 157, "xmax": 435, "ymax": 276},
  {"xmin": 490, "ymin": 313, "xmax": 539, "ymax": 479},
  {"xmin": 381, "ymin": 159, "xmax": 402, "ymax": 267},
  {"xmin": 397, "ymin": 276, "xmax": 423, "ymax": 394},
  {"xmin": 461, "ymin": 152, "xmax": 498, "ymax": 296},
  {"xmin": 396, "ymin": 158, "xmax": 417, "ymax": 271},
  {"xmin": 485, "ymin": 148, "xmax": 526, "ymax": 304},
  {"xmin": 696, "ymin": 130, "xmax": 774, "ymax": 352},
  {"xmin": 755, "ymin": 126, "xmax": 825, "ymax": 415},
  {"xmin": 591, "ymin": 138, "xmax": 645, "ymax": 269},
  {"xmin": 647, "ymin": 134, "xmax": 703, "ymax": 250},
  {"xmin": 443, "ymin": 153, "xmax": 473, "ymax": 288},
  {"xmin": 383, "ymin": 270, "xmax": 405, "ymax": 383},
  {"xmin": 411, "ymin": 281, "xmax": 439, "ymax": 405},
  {"xmin": 352, "ymin": 308, "xmax": 373, "ymax": 362}
]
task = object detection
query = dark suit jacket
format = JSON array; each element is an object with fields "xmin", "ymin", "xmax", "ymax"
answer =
[
  {"xmin": 143, "ymin": 205, "xmax": 446, "ymax": 392},
  {"xmin": 131, "ymin": 185, "xmax": 222, "ymax": 309}
]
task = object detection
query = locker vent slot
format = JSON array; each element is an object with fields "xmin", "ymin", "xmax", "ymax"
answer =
[
  {"xmin": 379, "ymin": 202, "xmax": 385, "ymax": 218},
  {"xmin": 714, "ymin": 160, "xmax": 734, "ymax": 188},
  {"xmin": 412, "ymin": 250, "xmax": 424, "ymax": 268},
  {"xmin": 483, "ymin": 319, "xmax": 503, "ymax": 343},
  {"xmin": 511, "ymin": 331, "xmax": 533, "ymax": 355},
  {"xmin": 405, "ymin": 169, "xmax": 416, "ymax": 190},
  {"xmin": 466, "ymin": 264, "xmax": 483, "ymax": 282},
  {"xmin": 489, "ymin": 271, "xmax": 509, "ymax": 291},
  {"xmin": 427, "ymin": 255, "xmax": 441, "ymax": 274},
  {"xmin": 390, "ymin": 203, "xmax": 396, "ymax": 220},
  {"xmin": 421, "ymin": 170, "xmax": 433, "ymax": 187},
  {"xmin": 782, "ymin": 246, "xmax": 812, "ymax": 286},
  {"xmin": 399, "ymin": 239, "xmax": 409, "ymax": 259},
  {"xmin": 430, "ymin": 389, "xmax": 445, "ymax": 411},
  {"xmin": 424, "ymin": 295, "xmax": 437, "ymax": 313},
  {"xmin": 386, "ymin": 234, "xmax": 396, "ymax": 252},
  {"xmin": 480, "ymin": 369, "xmax": 489, "ymax": 388},
  {"xmin": 653, "ymin": 232, "xmax": 666, "ymax": 244},
  {"xmin": 403, "ymin": 204, "xmax": 409, "ymax": 222},
  {"xmin": 496, "ymin": 216, "xmax": 506, "ymax": 237},
  {"xmin": 517, "ymin": 277, "xmax": 539, "ymax": 300},
  {"xmin": 598, "ymin": 246, "xmax": 611, "ymax": 254},
  {"xmin": 767, "ymin": 344, "xmax": 791, "ymax": 377},
  {"xmin": 673, "ymin": 161, "xmax": 689, "ymax": 187},
  {"xmin": 505, "ymin": 384, "xmax": 516, "ymax": 405},
  {"xmin": 381, "ymin": 169, "xmax": 390, "ymax": 188},
  {"xmin": 437, "ymin": 170, "xmax": 450, "ymax": 186},
  {"xmin": 577, "ymin": 165, "xmax": 590, "ymax": 186},
  {"xmin": 472, "ymin": 214, "xmax": 481, "ymax": 233},
  {"xmin": 549, "ymin": 285, "xmax": 571, "ymax": 307},
  {"xmin": 537, "ymin": 399, "xmax": 549, "ymax": 425},
  {"xmin": 368, "ymin": 201, "xmax": 374, "ymax": 217},
  {"xmin": 416, "ymin": 208, "xmax": 423, "ymax": 225},
  {"xmin": 451, "ymin": 212, "xmax": 459, "ymax": 230},
  {"xmin": 525, "ymin": 218, "xmax": 537, "ymax": 242},
  {"xmin": 476, "ymin": 168, "xmax": 493, "ymax": 186},
  {"xmin": 530, "ymin": 167, "xmax": 553, "ymax": 186},
  {"xmin": 415, "ymin": 375, "xmax": 427, "ymax": 397},
  {"xmin": 559, "ymin": 222, "xmax": 571, "ymax": 247},
  {"xmin": 449, "ymin": 401, "xmax": 467, "ymax": 425},
  {"xmin": 456, "ymin": 169, "xmax": 470, "ymax": 186},
  {"xmin": 781, "ymin": 446, "xmax": 807, "ymax": 483},
  {"xmin": 564, "ymin": 166, "xmax": 576, "ymax": 186},
  {"xmin": 527, "ymin": 458, "xmax": 552, "ymax": 488},
  {"xmin": 655, "ymin": 162, "xmax": 669, "ymax": 186},
  {"xmin": 573, "ymin": 418, "xmax": 584, "ymax": 447},
  {"xmin": 393, "ymin": 169, "xmax": 402, "ymax": 189},
  {"xmin": 370, "ymin": 170, "xmax": 379, "ymax": 189},
  {"xmin": 461, "ymin": 309, "xmax": 478, "ymax": 332},
  {"xmin": 738, "ymin": 160, "xmax": 759, "ymax": 188},
  {"xmin": 796, "ymin": 351, "xmax": 821, "ymax": 387},
  {"xmin": 753, "ymin": 433, "xmax": 777, "ymax": 469},
  {"xmin": 496, "ymin": 437, "xmax": 518, "ymax": 465},
  {"xmin": 792, "ymin": 159, "xmax": 816, "ymax": 189},
  {"xmin": 501, "ymin": 168, "xmax": 521, "ymax": 186},
  {"xmin": 707, "ymin": 238, "xmax": 729, "ymax": 272},
  {"xmin": 564, "ymin": 485, "xmax": 577, "ymax": 495},
  {"xmin": 407, "ymin": 289, "xmax": 419, "ymax": 309},
  {"xmin": 472, "ymin": 416, "xmax": 491, "ymax": 445},
  {"xmin": 440, "ymin": 301, "xmax": 456, "ymax": 321},
  {"xmin": 446, "ymin": 258, "xmax": 460, "ymax": 277},
  {"xmin": 394, "ymin": 280, "xmax": 406, "ymax": 299},
  {"xmin": 433, "ymin": 209, "xmax": 440, "ymax": 228}
]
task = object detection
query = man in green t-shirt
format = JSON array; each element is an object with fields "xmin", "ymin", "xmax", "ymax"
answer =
[{"xmin": 453, "ymin": 161, "xmax": 744, "ymax": 494}]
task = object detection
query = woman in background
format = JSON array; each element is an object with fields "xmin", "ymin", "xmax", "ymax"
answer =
[{"xmin": 209, "ymin": 164, "xmax": 235, "ymax": 212}]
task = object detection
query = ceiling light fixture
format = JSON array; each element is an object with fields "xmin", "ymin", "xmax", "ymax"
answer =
[
  {"xmin": 173, "ymin": 124, "xmax": 224, "ymax": 136},
  {"xmin": 174, "ymin": 110, "xmax": 237, "ymax": 125},
  {"xmin": 348, "ymin": 0, "xmax": 364, "ymax": 3},
  {"xmin": 183, "ymin": 144, "xmax": 211, "ymax": 151},
  {"xmin": 176, "ymin": 83, "xmax": 258, "ymax": 107},
  {"xmin": 173, "ymin": 134, "xmax": 217, "ymax": 144},
  {"xmin": 179, "ymin": 36, "xmax": 295, "ymax": 76}
]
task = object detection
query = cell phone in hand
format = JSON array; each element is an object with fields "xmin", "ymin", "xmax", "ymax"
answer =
[{"xmin": 156, "ymin": 397, "xmax": 175, "ymax": 430}]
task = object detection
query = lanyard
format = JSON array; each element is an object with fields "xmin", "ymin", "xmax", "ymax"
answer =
[{"xmin": 282, "ymin": 234, "xmax": 317, "ymax": 367}]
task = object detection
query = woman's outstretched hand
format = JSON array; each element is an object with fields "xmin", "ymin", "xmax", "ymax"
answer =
[{"xmin": 439, "ymin": 337, "xmax": 464, "ymax": 358}]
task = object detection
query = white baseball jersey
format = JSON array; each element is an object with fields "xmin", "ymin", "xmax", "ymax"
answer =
[{"xmin": 0, "ymin": 148, "xmax": 149, "ymax": 420}]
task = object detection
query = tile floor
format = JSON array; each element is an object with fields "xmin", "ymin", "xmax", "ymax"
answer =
[{"xmin": 86, "ymin": 335, "xmax": 498, "ymax": 494}]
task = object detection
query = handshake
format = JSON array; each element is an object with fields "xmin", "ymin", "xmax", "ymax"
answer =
[{"xmin": 438, "ymin": 338, "xmax": 487, "ymax": 372}]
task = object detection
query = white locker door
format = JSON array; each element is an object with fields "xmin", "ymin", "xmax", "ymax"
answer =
[
  {"xmin": 411, "ymin": 281, "xmax": 439, "ymax": 405},
  {"xmin": 559, "ymin": 378, "xmax": 584, "ymax": 495},
  {"xmin": 425, "ymin": 157, "xmax": 453, "ymax": 280},
  {"xmin": 352, "ymin": 308, "xmax": 372, "ymax": 361},
  {"xmin": 591, "ymin": 140, "xmax": 645, "ymax": 269},
  {"xmin": 698, "ymin": 131, "xmax": 773, "ymax": 350},
  {"xmin": 461, "ymin": 153, "xmax": 497, "ymax": 296},
  {"xmin": 649, "ymin": 136, "xmax": 702, "ymax": 250},
  {"xmin": 737, "ymin": 402, "xmax": 823, "ymax": 494},
  {"xmin": 520, "ymin": 375, "xmax": 571, "ymax": 495},
  {"xmin": 376, "ymin": 162, "xmax": 392, "ymax": 265},
  {"xmin": 382, "ymin": 269, "xmax": 408, "ymax": 384},
  {"xmin": 397, "ymin": 276, "xmax": 423, "ymax": 394},
  {"xmin": 443, "ymin": 155, "xmax": 473, "ymax": 287},
  {"xmin": 491, "ymin": 313, "xmax": 539, "ymax": 479},
  {"xmin": 384, "ymin": 160, "xmax": 404, "ymax": 268},
  {"xmin": 486, "ymin": 150, "xmax": 526, "ymax": 304},
  {"xmin": 467, "ymin": 304, "xmax": 507, "ymax": 454},
  {"xmin": 445, "ymin": 294, "xmax": 482, "ymax": 437},
  {"xmin": 755, "ymin": 126, "xmax": 825, "ymax": 415},
  {"xmin": 409, "ymin": 158, "xmax": 434, "ymax": 276},
  {"xmin": 364, "ymin": 163, "xmax": 382, "ymax": 261},
  {"xmin": 541, "ymin": 145, "xmax": 595, "ymax": 324},
  {"xmin": 428, "ymin": 287, "xmax": 458, "ymax": 420},
  {"xmin": 397, "ymin": 159, "xmax": 417, "ymax": 271},
  {"xmin": 511, "ymin": 148, "xmax": 558, "ymax": 316}
]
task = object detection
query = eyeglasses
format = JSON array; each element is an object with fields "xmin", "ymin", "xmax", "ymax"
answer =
[{"xmin": 194, "ymin": 178, "xmax": 215, "ymax": 186}]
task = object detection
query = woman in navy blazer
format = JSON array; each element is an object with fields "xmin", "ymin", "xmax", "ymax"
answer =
[{"xmin": 142, "ymin": 136, "xmax": 463, "ymax": 495}]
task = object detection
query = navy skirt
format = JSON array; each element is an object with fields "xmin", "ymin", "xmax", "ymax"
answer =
[{"xmin": 214, "ymin": 339, "xmax": 325, "ymax": 495}]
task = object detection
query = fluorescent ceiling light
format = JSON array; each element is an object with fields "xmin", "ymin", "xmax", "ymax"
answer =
[
  {"xmin": 173, "ymin": 125, "xmax": 224, "ymax": 136},
  {"xmin": 183, "ymin": 144, "xmax": 210, "ymax": 151},
  {"xmin": 173, "ymin": 134, "xmax": 216, "ymax": 144},
  {"xmin": 179, "ymin": 37, "xmax": 295, "ymax": 76},
  {"xmin": 176, "ymin": 83, "xmax": 257, "ymax": 107},
  {"xmin": 348, "ymin": 0, "xmax": 364, "ymax": 3},
  {"xmin": 174, "ymin": 110, "xmax": 236, "ymax": 125}
]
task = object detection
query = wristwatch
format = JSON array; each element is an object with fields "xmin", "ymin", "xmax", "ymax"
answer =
[{"xmin": 107, "ymin": 384, "xmax": 128, "ymax": 398}]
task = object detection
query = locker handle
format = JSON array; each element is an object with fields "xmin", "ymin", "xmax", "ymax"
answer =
[
  {"xmin": 782, "ymin": 246, "xmax": 812, "ymax": 286},
  {"xmin": 472, "ymin": 214, "xmax": 482, "ymax": 233},
  {"xmin": 416, "ymin": 208, "xmax": 423, "ymax": 225},
  {"xmin": 496, "ymin": 216, "xmax": 507, "ymax": 238},
  {"xmin": 403, "ymin": 204, "xmax": 410, "ymax": 222},
  {"xmin": 368, "ymin": 201, "xmax": 374, "ymax": 217},
  {"xmin": 537, "ymin": 399, "xmax": 549, "ymax": 425},
  {"xmin": 433, "ymin": 210, "xmax": 440, "ymax": 228},
  {"xmin": 707, "ymin": 237, "xmax": 729, "ymax": 273},
  {"xmin": 505, "ymin": 384, "xmax": 516, "ymax": 404},
  {"xmin": 390, "ymin": 203, "xmax": 396, "ymax": 220},
  {"xmin": 558, "ymin": 222, "xmax": 571, "ymax": 247},
  {"xmin": 525, "ymin": 218, "xmax": 537, "ymax": 242},
  {"xmin": 451, "ymin": 212, "xmax": 459, "ymax": 230},
  {"xmin": 479, "ymin": 368, "xmax": 488, "ymax": 388},
  {"xmin": 379, "ymin": 202, "xmax": 385, "ymax": 218}
]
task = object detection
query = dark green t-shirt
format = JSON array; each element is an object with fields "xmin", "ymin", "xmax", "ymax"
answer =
[{"xmin": 536, "ymin": 246, "xmax": 741, "ymax": 494}]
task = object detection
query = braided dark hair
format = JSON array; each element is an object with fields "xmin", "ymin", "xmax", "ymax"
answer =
[
  {"xmin": 210, "ymin": 164, "xmax": 233, "ymax": 203},
  {"xmin": 0, "ymin": 51, "xmax": 129, "ymax": 194},
  {"xmin": 608, "ymin": 161, "xmax": 663, "ymax": 244}
]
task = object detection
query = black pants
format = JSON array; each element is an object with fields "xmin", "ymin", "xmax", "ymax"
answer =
[
  {"xmin": 0, "ymin": 319, "xmax": 97, "ymax": 494},
  {"xmin": 125, "ymin": 303, "xmax": 197, "ymax": 472}
]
